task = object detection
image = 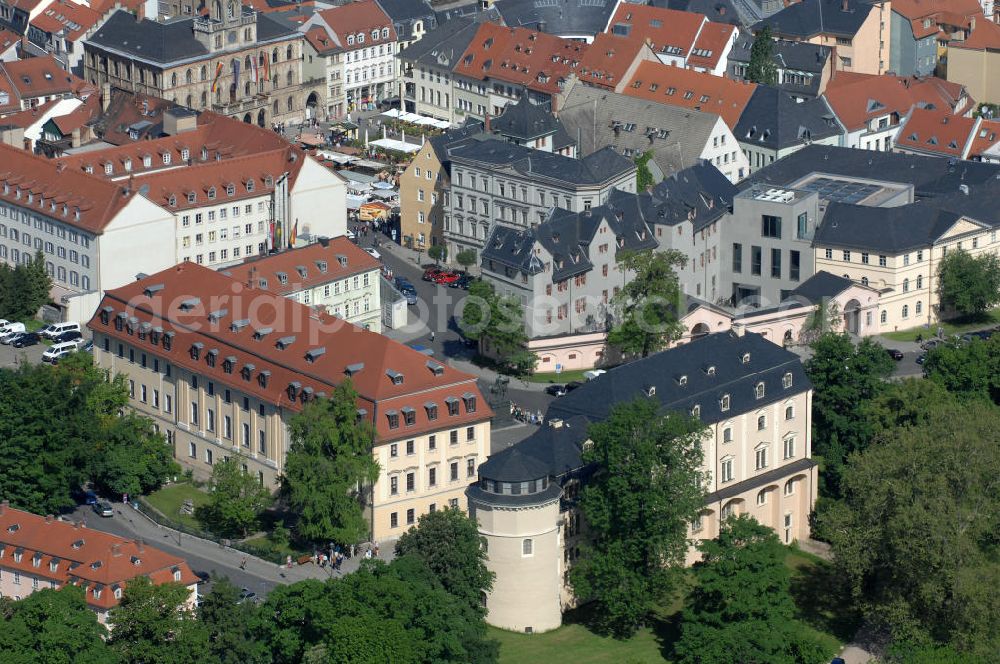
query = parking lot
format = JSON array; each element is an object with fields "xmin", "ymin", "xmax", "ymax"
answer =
[{"xmin": 0, "ymin": 341, "xmax": 46, "ymax": 369}]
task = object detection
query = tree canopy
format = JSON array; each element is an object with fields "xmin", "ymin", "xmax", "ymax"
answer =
[
  {"xmin": 804, "ymin": 333, "xmax": 893, "ymax": 497},
  {"xmin": 197, "ymin": 578, "xmax": 270, "ymax": 664},
  {"xmin": 0, "ymin": 250, "xmax": 53, "ymax": 321},
  {"xmin": 460, "ymin": 279, "xmax": 535, "ymax": 375},
  {"xmin": 922, "ymin": 336, "xmax": 1000, "ymax": 402},
  {"xmin": 747, "ymin": 24, "xmax": 777, "ymax": 85},
  {"xmin": 0, "ymin": 353, "xmax": 176, "ymax": 513},
  {"xmin": 0, "ymin": 587, "xmax": 116, "ymax": 664},
  {"xmin": 936, "ymin": 249, "xmax": 1000, "ymax": 317},
  {"xmin": 455, "ymin": 248, "xmax": 477, "ymax": 270},
  {"xmin": 394, "ymin": 507, "xmax": 495, "ymax": 617},
  {"xmin": 819, "ymin": 384, "xmax": 1000, "ymax": 658},
  {"xmin": 571, "ymin": 398, "xmax": 707, "ymax": 637},
  {"xmin": 607, "ymin": 249, "xmax": 687, "ymax": 359},
  {"xmin": 196, "ymin": 455, "xmax": 273, "ymax": 537},
  {"xmin": 108, "ymin": 576, "xmax": 212, "ymax": 664},
  {"xmin": 282, "ymin": 380, "xmax": 380, "ymax": 545},
  {"xmin": 427, "ymin": 244, "xmax": 447, "ymax": 264},
  {"xmin": 674, "ymin": 516, "xmax": 829, "ymax": 664}
]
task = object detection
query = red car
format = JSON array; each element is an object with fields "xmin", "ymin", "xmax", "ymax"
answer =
[
  {"xmin": 422, "ymin": 267, "xmax": 443, "ymax": 282},
  {"xmin": 433, "ymin": 271, "xmax": 461, "ymax": 285}
]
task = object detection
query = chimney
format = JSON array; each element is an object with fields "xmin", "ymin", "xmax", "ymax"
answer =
[
  {"xmin": 841, "ymin": 0, "xmax": 848, "ymax": 11},
  {"xmin": 0, "ymin": 500, "xmax": 7, "ymax": 515},
  {"xmin": 732, "ymin": 322, "xmax": 746, "ymax": 337},
  {"xmin": 73, "ymin": 520, "xmax": 81, "ymax": 529},
  {"xmin": 548, "ymin": 418, "xmax": 564, "ymax": 428},
  {"xmin": 484, "ymin": 110, "xmax": 491, "ymax": 132},
  {"xmin": 135, "ymin": 538, "xmax": 144, "ymax": 552},
  {"xmin": 44, "ymin": 514, "xmax": 53, "ymax": 524},
  {"xmin": 111, "ymin": 543, "xmax": 122, "ymax": 557},
  {"xmin": 101, "ymin": 82, "xmax": 111, "ymax": 112}
]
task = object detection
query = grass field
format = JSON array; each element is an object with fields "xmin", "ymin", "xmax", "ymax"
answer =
[
  {"xmin": 144, "ymin": 482, "xmax": 210, "ymax": 531},
  {"xmin": 492, "ymin": 548, "xmax": 856, "ymax": 664},
  {"xmin": 882, "ymin": 310, "xmax": 1000, "ymax": 342},
  {"xmin": 526, "ymin": 369, "xmax": 591, "ymax": 384}
]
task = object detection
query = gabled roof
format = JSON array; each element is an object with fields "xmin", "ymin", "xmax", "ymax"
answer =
[
  {"xmin": 754, "ymin": 0, "xmax": 878, "ymax": 39},
  {"xmin": 576, "ymin": 31, "xmax": 649, "ymax": 90},
  {"xmin": 90, "ymin": 264, "xmax": 491, "ymax": 440},
  {"xmin": 223, "ymin": 237, "xmax": 380, "ymax": 294},
  {"xmin": 490, "ymin": 95, "xmax": 562, "ymax": 141},
  {"xmin": 607, "ymin": 3, "xmax": 707, "ymax": 58},
  {"xmin": 967, "ymin": 118, "xmax": 1000, "ymax": 159},
  {"xmin": 0, "ymin": 55, "xmax": 93, "ymax": 114},
  {"xmin": 453, "ymin": 22, "xmax": 588, "ymax": 96},
  {"xmin": 396, "ymin": 15, "xmax": 479, "ymax": 71},
  {"xmin": 823, "ymin": 72, "xmax": 965, "ymax": 131},
  {"xmin": 814, "ymin": 201, "xmax": 982, "ymax": 253},
  {"xmin": 557, "ymin": 83, "xmax": 723, "ymax": 178},
  {"xmin": 632, "ymin": 161, "xmax": 738, "ymax": 232},
  {"xmin": 950, "ymin": 15, "xmax": 1000, "ymax": 50},
  {"xmin": 314, "ymin": 0, "xmax": 396, "ymax": 46},
  {"xmin": 476, "ymin": 414, "xmax": 590, "ymax": 483},
  {"xmin": 895, "ymin": 106, "xmax": 977, "ymax": 157},
  {"xmin": 448, "ymin": 137, "xmax": 634, "ymax": 186},
  {"xmin": 728, "ymin": 37, "xmax": 832, "ymax": 98},
  {"xmin": 375, "ymin": 0, "xmax": 436, "ymax": 40},
  {"xmin": 30, "ymin": 0, "xmax": 102, "ymax": 42},
  {"xmin": 622, "ymin": 60, "xmax": 756, "ymax": 128},
  {"xmin": 735, "ymin": 86, "xmax": 841, "ymax": 150},
  {"xmin": 790, "ymin": 270, "xmax": 857, "ymax": 302},
  {"xmin": 492, "ymin": 0, "xmax": 620, "ymax": 38},
  {"xmin": 548, "ymin": 331, "xmax": 811, "ymax": 426},
  {"xmin": 689, "ymin": 21, "xmax": 737, "ymax": 70},
  {"xmin": 0, "ymin": 504, "xmax": 198, "ymax": 611}
]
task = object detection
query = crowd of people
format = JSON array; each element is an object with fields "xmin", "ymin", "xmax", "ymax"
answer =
[{"xmin": 510, "ymin": 403, "xmax": 544, "ymax": 425}]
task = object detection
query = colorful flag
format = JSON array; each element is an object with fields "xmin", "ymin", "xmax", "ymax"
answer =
[
  {"xmin": 268, "ymin": 221, "xmax": 276, "ymax": 251},
  {"xmin": 274, "ymin": 221, "xmax": 282, "ymax": 250},
  {"xmin": 288, "ymin": 220, "xmax": 298, "ymax": 248},
  {"xmin": 233, "ymin": 59, "xmax": 240, "ymax": 90},
  {"xmin": 251, "ymin": 57, "xmax": 258, "ymax": 84},
  {"xmin": 211, "ymin": 61, "xmax": 224, "ymax": 93}
]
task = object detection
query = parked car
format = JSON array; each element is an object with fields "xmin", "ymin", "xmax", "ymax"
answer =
[
  {"xmin": 42, "ymin": 340, "xmax": 81, "ymax": 364},
  {"xmin": 80, "ymin": 339, "xmax": 94, "ymax": 353},
  {"xmin": 422, "ymin": 267, "xmax": 443, "ymax": 282},
  {"xmin": 82, "ymin": 490, "xmax": 98, "ymax": 505},
  {"xmin": 916, "ymin": 353, "xmax": 928, "ymax": 365},
  {"xmin": 0, "ymin": 324, "xmax": 27, "ymax": 343},
  {"xmin": 9, "ymin": 332, "xmax": 40, "ymax": 348},
  {"xmin": 544, "ymin": 384, "xmax": 567, "ymax": 397},
  {"xmin": 364, "ymin": 247, "xmax": 381, "ymax": 260},
  {"xmin": 92, "ymin": 501, "xmax": 114, "ymax": 518},
  {"xmin": 583, "ymin": 369, "xmax": 607, "ymax": 381},
  {"xmin": 434, "ymin": 271, "xmax": 461, "ymax": 285},
  {"xmin": 564, "ymin": 381, "xmax": 583, "ymax": 393},
  {"xmin": 53, "ymin": 330, "xmax": 83, "ymax": 344},
  {"xmin": 39, "ymin": 321, "xmax": 80, "ymax": 339},
  {"xmin": 920, "ymin": 338, "xmax": 943, "ymax": 351},
  {"xmin": 238, "ymin": 588, "xmax": 259, "ymax": 604},
  {"xmin": 885, "ymin": 348, "xmax": 904, "ymax": 361},
  {"xmin": 193, "ymin": 570, "xmax": 211, "ymax": 583},
  {"xmin": 449, "ymin": 273, "xmax": 473, "ymax": 289},
  {"xmin": 394, "ymin": 276, "xmax": 413, "ymax": 291}
]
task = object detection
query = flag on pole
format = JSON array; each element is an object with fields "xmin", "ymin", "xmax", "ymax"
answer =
[
  {"xmin": 211, "ymin": 61, "xmax": 224, "ymax": 93},
  {"xmin": 288, "ymin": 220, "xmax": 298, "ymax": 248},
  {"xmin": 268, "ymin": 221, "xmax": 275, "ymax": 251}
]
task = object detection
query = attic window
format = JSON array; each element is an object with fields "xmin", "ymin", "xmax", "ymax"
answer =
[
  {"xmin": 71, "ymin": 539, "xmax": 83, "ymax": 549},
  {"xmin": 230, "ymin": 319, "xmax": 249, "ymax": 332},
  {"xmin": 295, "ymin": 265, "xmax": 308, "ymax": 279},
  {"xmin": 741, "ymin": 352, "xmax": 750, "ymax": 364},
  {"xmin": 207, "ymin": 187, "xmax": 216, "ymax": 200},
  {"xmin": 677, "ymin": 375, "xmax": 688, "ymax": 386},
  {"xmin": 305, "ymin": 347, "xmax": 326, "ymax": 363},
  {"xmin": 226, "ymin": 184, "xmax": 235, "ymax": 196},
  {"xmin": 705, "ymin": 365, "xmax": 716, "ymax": 376},
  {"xmin": 462, "ymin": 392, "xmax": 477, "ymax": 413},
  {"xmin": 755, "ymin": 382, "xmax": 765, "ymax": 399},
  {"xmin": 386, "ymin": 369, "xmax": 404, "ymax": 385},
  {"xmin": 720, "ymin": 394, "xmax": 730, "ymax": 411},
  {"xmin": 644, "ymin": 384, "xmax": 656, "ymax": 397},
  {"xmin": 287, "ymin": 382, "xmax": 301, "ymax": 401},
  {"xmin": 345, "ymin": 362, "xmax": 364, "ymax": 376},
  {"xmin": 241, "ymin": 364, "xmax": 254, "ymax": 380},
  {"xmin": 446, "ymin": 396, "xmax": 460, "ymax": 416},
  {"xmin": 276, "ymin": 272, "xmax": 288, "ymax": 285},
  {"xmin": 275, "ymin": 335, "xmax": 295, "ymax": 350},
  {"xmin": 257, "ymin": 370, "xmax": 270, "ymax": 388},
  {"xmin": 315, "ymin": 260, "xmax": 328, "ymax": 273},
  {"xmin": 691, "ymin": 404, "xmax": 700, "ymax": 417},
  {"xmin": 246, "ymin": 179, "xmax": 255, "ymax": 192},
  {"xmin": 426, "ymin": 360, "xmax": 444, "ymax": 376},
  {"xmin": 782, "ymin": 372, "xmax": 793, "ymax": 389},
  {"xmin": 253, "ymin": 327, "xmax": 272, "ymax": 340},
  {"xmin": 223, "ymin": 356, "xmax": 235, "ymax": 373},
  {"xmin": 386, "ymin": 410, "xmax": 400, "ymax": 429},
  {"xmin": 189, "ymin": 342, "xmax": 203, "ymax": 360},
  {"xmin": 402, "ymin": 406, "xmax": 416, "ymax": 426},
  {"xmin": 425, "ymin": 402, "xmax": 438, "ymax": 420}
]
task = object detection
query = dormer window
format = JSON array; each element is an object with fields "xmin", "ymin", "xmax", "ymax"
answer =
[
  {"xmin": 755, "ymin": 382, "xmax": 765, "ymax": 399},
  {"xmin": 246, "ymin": 179, "xmax": 255, "ymax": 192},
  {"xmin": 32, "ymin": 552, "xmax": 41, "ymax": 567},
  {"xmin": 222, "ymin": 356, "xmax": 235, "ymax": 374},
  {"xmin": 741, "ymin": 352, "xmax": 751, "ymax": 364},
  {"xmin": 123, "ymin": 158, "xmax": 132, "ymax": 172},
  {"xmin": 104, "ymin": 163, "xmax": 113, "ymax": 175},
  {"xmin": 173, "ymin": 569, "xmax": 181, "ymax": 582},
  {"xmin": 168, "ymin": 195, "xmax": 177, "ymax": 207},
  {"xmin": 100, "ymin": 307, "xmax": 111, "ymax": 325},
  {"xmin": 276, "ymin": 272, "xmax": 287, "ymax": 285},
  {"xmin": 387, "ymin": 410, "xmax": 400, "ymax": 429},
  {"xmin": 258, "ymin": 370, "xmax": 270, "ymax": 388},
  {"xmin": 402, "ymin": 407, "xmax": 416, "ymax": 426},
  {"xmin": 226, "ymin": 184, "xmax": 235, "ymax": 196},
  {"xmin": 181, "ymin": 148, "xmax": 190, "ymax": 161},
  {"xmin": 115, "ymin": 313, "xmax": 125, "ymax": 331},
  {"xmin": 162, "ymin": 332, "xmax": 173, "ymax": 351},
  {"xmin": 143, "ymin": 155, "xmax": 151, "ymax": 168},
  {"xmin": 677, "ymin": 375, "xmax": 687, "ymax": 386},
  {"xmin": 207, "ymin": 187, "xmax": 216, "ymax": 200},
  {"xmin": 264, "ymin": 176, "xmax": 273, "ymax": 187},
  {"xmin": 205, "ymin": 350, "xmax": 217, "ymax": 367},
  {"xmin": 720, "ymin": 394, "xmax": 730, "ymax": 411},
  {"xmin": 462, "ymin": 393, "xmax": 477, "ymax": 413},
  {"xmin": 241, "ymin": 364, "xmax": 255, "ymax": 380},
  {"xmin": 189, "ymin": 342, "xmax": 203, "ymax": 360},
  {"xmin": 782, "ymin": 372, "xmax": 793, "ymax": 389},
  {"xmin": 163, "ymin": 153, "xmax": 171, "ymax": 165},
  {"xmin": 706, "ymin": 365, "xmax": 716, "ymax": 376},
  {"xmin": 387, "ymin": 370, "xmax": 404, "ymax": 385},
  {"xmin": 287, "ymin": 382, "xmax": 301, "ymax": 401},
  {"xmin": 425, "ymin": 402, "xmax": 438, "ymax": 420},
  {"xmin": 446, "ymin": 397, "xmax": 460, "ymax": 416},
  {"xmin": 187, "ymin": 192, "xmax": 196, "ymax": 204},
  {"xmin": 691, "ymin": 404, "xmax": 700, "ymax": 417},
  {"xmin": 49, "ymin": 559, "xmax": 59, "ymax": 572}
]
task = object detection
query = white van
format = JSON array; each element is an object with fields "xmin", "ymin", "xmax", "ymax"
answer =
[
  {"xmin": 40, "ymin": 321, "xmax": 80, "ymax": 339},
  {"xmin": 0, "ymin": 323, "xmax": 26, "ymax": 343},
  {"xmin": 42, "ymin": 340, "xmax": 81, "ymax": 363}
]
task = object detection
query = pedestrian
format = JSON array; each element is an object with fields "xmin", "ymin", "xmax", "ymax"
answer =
[
  {"xmin": 430, "ymin": 331, "xmax": 435, "ymax": 342},
  {"xmin": 336, "ymin": 553, "xmax": 343, "ymax": 571},
  {"xmin": 240, "ymin": 557, "xmax": 247, "ymax": 570},
  {"xmin": 350, "ymin": 544, "xmax": 355, "ymax": 558},
  {"xmin": 374, "ymin": 543, "xmax": 380, "ymax": 558},
  {"xmin": 365, "ymin": 548, "xmax": 372, "ymax": 559}
]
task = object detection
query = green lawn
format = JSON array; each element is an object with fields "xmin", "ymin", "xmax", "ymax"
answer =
[
  {"xmin": 882, "ymin": 309, "xmax": 1000, "ymax": 342},
  {"xmin": 241, "ymin": 535, "xmax": 302, "ymax": 560},
  {"xmin": 526, "ymin": 369, "xmax": 591, "ymax": 384},
  {"xmin": 144, "ymin": 482, "xmax": 210, "ymax": 531},
  {"xmin": 492, "ymin": 548, "xmax": 856, "ymax": 664}
]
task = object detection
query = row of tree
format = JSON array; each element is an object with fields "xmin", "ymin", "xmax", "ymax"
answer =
[
  {"xmin": 0, "ymin": 250, "xmax": 52, "ymax": 322},
  {"xmin": 0, "ymin": 353, "xmax": 177, "ymax": 514},
  {"xmin": 0, "ymin": 508, "xmax": 498, "ymax": 664}
]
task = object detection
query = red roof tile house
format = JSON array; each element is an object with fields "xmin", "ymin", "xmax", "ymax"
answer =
[
  {"xmin": 88, "ymin": 263, "xmax": 493, "ymax": 543},
  {"xmin": 606, "ymin": 4, "xmax": 739, "ymax": 76},
  {"xmin": 895, "ymin": 105, "xmax": 1000, "ymax": 160},
  {"xmin": 889, "ymin": 0, "xmax": 984, "ymax": 76},
  {"xmin": 26, "ymin": 0, "xmax": 103, "ymax": 74},
  {"xmin": 452, "ymin": 22, "xmax": 589, "ymax": 118},
  {"xmin": 0, "ymin": 53, "xmax": 94, "ymax": 116},
  {"xmin": 0, "ymin": 502, "xmax": 198, "ymax": 624},
  {"xmin": 823, "ymin": 72, "xmax": 973, "ymax": 151}
]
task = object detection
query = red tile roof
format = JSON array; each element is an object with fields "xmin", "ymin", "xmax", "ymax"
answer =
[
  {"xmin": 0, "ymin": 98, "xmax": 60, "ymax": 128},
  {"xmin": 967, "ymin": 118, "xmax": 1000, "ymax": 158},
  {"xmin": 0, "ymin": 142, "xmax": 133, "ymax": 234},
  {"xmin": 950, "ymin": 16, "xmax": 1000, "ymax": 49},
  {"xmin": 1, "ymin": 55, "xmax": 93, "ymax": 104},
  {"xmin": 454, "ymin": 23, "xmax": 588, "ymax": 96},
  {"xmin": 89, "ymin": 263, "xmax": 492, "ymax": 440},
  {"xmin": 622, "ymin": 60, "xmax": 756, "ymax": 128},
  {"xmin": 824, "ymin": 73, "xmax": 967, "ymax": 130},
  {"xmin": 688, "ymin": 21, "xmax": 736, "ymax": 71},
  {"xmin": 895, "ymin": 106, "xmax": 976, "ymax": 156},
  {"xmin": 577, "ymin": 32, "xmax": 648, "ymax": 90},
  {"xmin": 31, "ymin": 0, "xmax": 102, "ymax": 41},
  {"xmin": 0, "ymin": 503, "xmax": 197, "ymax": 612},
  {"xmin": 607, "ymin": 4, "xmax": 705, "ymax": 59},
  {"xmin": 303, "ymin": 25, "xmax": 339, "ymax": 55},
  {"xmin": 0, "ymin": 27, "xmax": 18, "ymax": 52},
  {"xmin": 314, "ymin": 0, "xmax": 395, "ymax": 48},
  {"xmin": 223, "ymin": 237, "xmax": 380, "ymax": 296},
  {"xmin": 51, "ymin": 93, "xmax": 101, "ymax": 135}
]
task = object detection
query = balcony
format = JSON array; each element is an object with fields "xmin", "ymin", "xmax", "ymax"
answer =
[{"xmin": 212, "ymin": 94, "xmax": 267, "ymax": 115}]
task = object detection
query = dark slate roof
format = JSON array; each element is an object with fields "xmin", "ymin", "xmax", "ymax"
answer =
[
  {"xmin": 657, "ymin": 0, "xmax": 750, "ymax": 27},
  {"xmin": 256, "ymin": 11, "xmax": 302, "ymax": 40},
  {"xmin": 397, "ymin": 16, "xmax": 479, "ymax": 70},
  {"xmin": 548, "ymin": 331, "xmax": 811, "ymax": 426},
  {"xmin": 434, "ymin": 4, "xmax": 502, "ymax": 26},
  {"xmin": 813, "ymin": 202, "xmax": 970, "ymax": 253},
  {"xmin": 375, "ymin": 0, "xmax": 437, "ymax": 40},
  {"xmin": 449, "ymin": 138, "xmax": 634, "ymax": 185},
  {"xmin": 481, "ymin": 191, "xmax": 657, "ymax": 281},
  {"xmin": 734, "ymin": 86, "xmax": 841, "ymax": 150},
  {"xmin": 87, "ymin": 10, "xmax": 295, "ymax": 64},
  {"xmin": 740, "ymin": 144, "xmax": 1000, "ymax": 199},
  {"xmin": 492, "ymin": 0, "xmax": 619, "ymax": 37},
  {"xmin": 629, "ymin": 161, "xmax": 737, "ymax": 232},
  {"xmin": 478, "ymin": 414, "xmax": 590, "ymax": 482},
  {"xmin": 491, "ymin": 95, "xmax": 562, "ymax": 142},
  {"xmin": 427, "ymin": 120, "xmax": 485, "ymax": 168},
  {"xmin": 754, "ymin": 0, "xmax": 878, "ymax": 38},
  {"xmin": 789, "ymin": 270, "xmax": 855, "ymax": 302},
  {"xmin": 729, "ymin": 38, "xmax": 832, "ymax": 97}
]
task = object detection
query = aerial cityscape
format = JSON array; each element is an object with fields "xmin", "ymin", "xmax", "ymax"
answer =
[{"xmin": 0, "ymin": 0, "xmax": 998, "ymax": 661}]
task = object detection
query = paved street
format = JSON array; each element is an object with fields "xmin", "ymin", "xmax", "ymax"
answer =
[
  {"xmin": 0, "ymin": 342, "xmax": 45, "ymax": 369},
  {"xmin": 66, "ymin": 504, "xmax": 388, "ymax": 600}
]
